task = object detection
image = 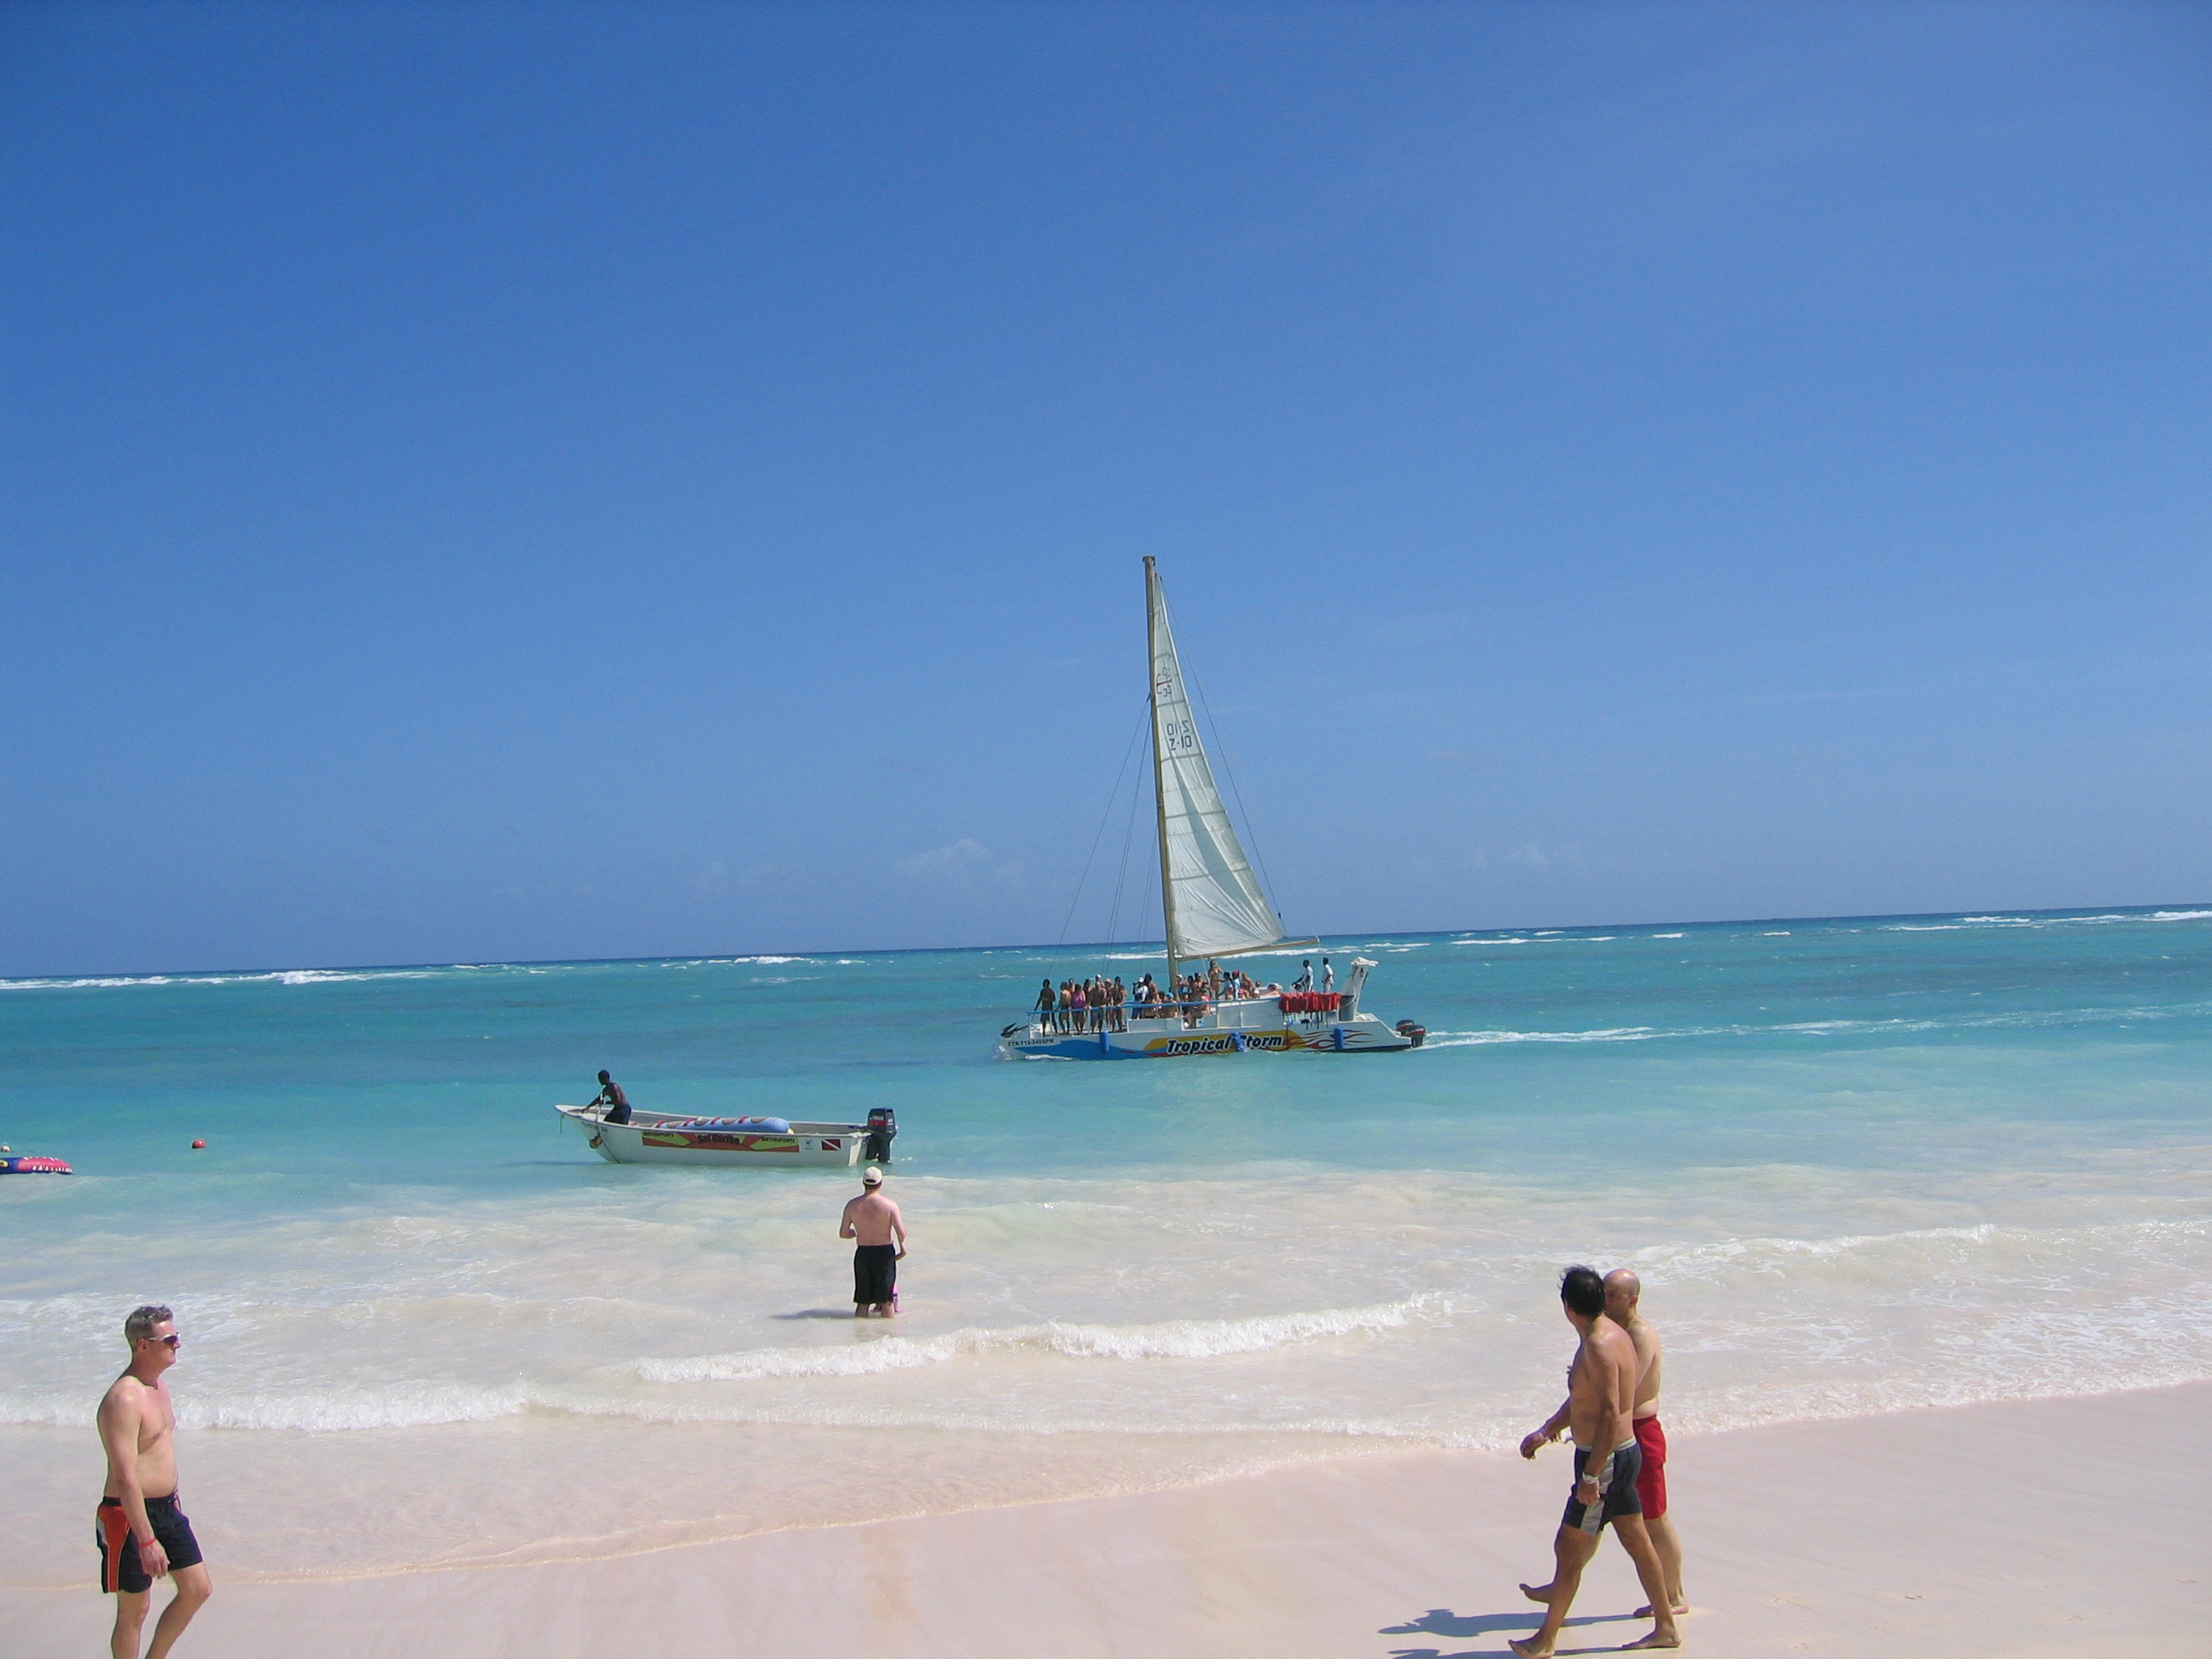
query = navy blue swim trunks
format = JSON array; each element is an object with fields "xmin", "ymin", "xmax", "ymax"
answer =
[{"xmin": 98, "ymin": 1493, "xmax": 202, "ymax": 1594}]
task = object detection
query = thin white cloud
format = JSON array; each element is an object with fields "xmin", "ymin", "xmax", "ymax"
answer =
[{"xmin": 894, "ymin": 838, "xmax": 990, "ymax": 878}]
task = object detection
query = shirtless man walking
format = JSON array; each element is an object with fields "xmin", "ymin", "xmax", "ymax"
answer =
[
  {"xmin": 1511, "ymin": 1266, "xmax": 1679, "ymax": 1656},
  {"xmin": 96, "ymin": 1306, "xmax": 212, "ymax": 1659},
  {"xmin": 1608, "ymin": 1267, "xmax": 1687, "ymax": 1616},
  {"xmin": 839, "ymin": 1167, "xmax": 907, "ymax": 1317}
]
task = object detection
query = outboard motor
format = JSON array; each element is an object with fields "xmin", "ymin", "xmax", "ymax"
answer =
[
  {"xmin": 1395, "ymin": 1019, "xmax": 1427, "ymax": 1048},
  {"xmin": 864, "ymin": 1107, "xmax": 897, "ymax": 1164}
]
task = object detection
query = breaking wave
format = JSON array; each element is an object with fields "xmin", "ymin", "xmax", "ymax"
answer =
[
  {"xmin": 1424, "ymin": 1026, "xmax": 1673, "ymax": 1046},
  {"xmin": 0, "ymin": 967, "xmax": 443, "ymax": 992},
  {"xmin": 1423, "ymin": 1000, "xmax": 2212, "ymax": 1048},
  {"xmin": 638, "ymin": 1297, "xmax": 1441, "ymax": 1384},
  {"xmin": 1884, "ymin": 910, "xmax": 2212, "ymax": 932}
]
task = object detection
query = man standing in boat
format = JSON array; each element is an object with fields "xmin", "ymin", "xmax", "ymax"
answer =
[
  {"xmin": 587, "ymin": 1071, "xmax": 632, "ymax": 1125},
  {"xmin": 840, "ymin": 1167, "xmax": 907, "ymax": 1317}
]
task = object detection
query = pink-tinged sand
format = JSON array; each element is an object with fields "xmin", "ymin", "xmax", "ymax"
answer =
[{"xmin": 9, "ymin": 1382, "xmax": 2206, "ymax": 1657}]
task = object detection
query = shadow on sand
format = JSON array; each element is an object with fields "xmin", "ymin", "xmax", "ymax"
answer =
[{"xmin": 1377, "ymin": 1604, "xmax": 1638, "ymax": 1658}]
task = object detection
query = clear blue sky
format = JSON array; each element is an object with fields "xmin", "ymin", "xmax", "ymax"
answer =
[{"xmin": 4, "ymin": 2, "xmax": 2208, "ymax": 975}]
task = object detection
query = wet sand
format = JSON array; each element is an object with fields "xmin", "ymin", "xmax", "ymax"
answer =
[{"xmin": 10, "ymin": 1382, "xmax": 2205, "ymax": 1657}]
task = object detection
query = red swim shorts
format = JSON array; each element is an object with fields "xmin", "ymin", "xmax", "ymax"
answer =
[{"xmin": 1633, "ymin": 1416, "xmax": 1667, "ymax": 1519}]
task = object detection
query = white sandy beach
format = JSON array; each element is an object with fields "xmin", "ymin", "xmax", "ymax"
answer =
[{"xmin": 11, "ymin": 1382, "xmax": 2204, "ymax": 1658}]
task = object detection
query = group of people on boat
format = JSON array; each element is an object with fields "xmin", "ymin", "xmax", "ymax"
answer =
[
  {"xmin": 1031, "ymin": 955, "xmax": 1337, "ymax": 1033},
  {"xmin": 1033, "ymin": 975, "xmax": 1133, "ymax": 1033}
]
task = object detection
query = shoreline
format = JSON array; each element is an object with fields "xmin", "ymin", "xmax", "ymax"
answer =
[
  {"xmin": 9, "ymin": 1368, "xmax": 2204, "ymax": 1591},
  {"xmin": 10, "ymin": 1380, "xmax": 2204, "ymax": 1656}
]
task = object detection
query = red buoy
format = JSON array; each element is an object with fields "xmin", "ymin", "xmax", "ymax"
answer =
[{"xmin": 191, "ymin": 1139, "xmax": 206, "ymax": 1150}]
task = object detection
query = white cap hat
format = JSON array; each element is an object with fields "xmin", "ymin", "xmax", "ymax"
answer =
[{"xmin": 861, "ymin": 1167, "xmax": 882, "ymax": 1185}]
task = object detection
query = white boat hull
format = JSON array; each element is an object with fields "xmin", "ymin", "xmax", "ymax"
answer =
[
  {"xmin": 1000, "ymin": 1006, "xmax": 1418, "ymax": 1059},
  {"xmin": 556, "ymin": 1106, "xmax": 880, "ymax": 1166}
]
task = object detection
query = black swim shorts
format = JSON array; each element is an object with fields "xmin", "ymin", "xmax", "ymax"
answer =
[
  {"xmin": 1561, "ymin": 1441, "xmax": 1644, "ymax": 1535},
  {"xmin": 853, "ymin": 1243, "xmax": 898, "ymax": 1305},
  {"xmin": 97, "ymin": 1493, "xmax": 203, "ymax": 1594}
]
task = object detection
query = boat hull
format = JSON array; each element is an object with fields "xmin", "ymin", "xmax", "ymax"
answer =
[
  {"xmin": 1001, "ymin": 1011, "xmax": 1417, "ymax": 1060},
  {"xmin": 556, "ymin": 1107, "xmax": 877, "ymax": 1166}
]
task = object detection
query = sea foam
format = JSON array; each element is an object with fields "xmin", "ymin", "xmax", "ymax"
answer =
[{"xmin": 637, "ymin": 1296, "xmax": 1440, "ymax": 1384}]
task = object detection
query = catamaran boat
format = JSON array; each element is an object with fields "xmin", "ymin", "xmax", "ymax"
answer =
[
  {"xmin": 555, "ymin": 1104, "xmax": 898, "ymax": 1167},
  {"xmin": 1000, "ymin": 559, "xmax": 1425, "ymax": 1060}
]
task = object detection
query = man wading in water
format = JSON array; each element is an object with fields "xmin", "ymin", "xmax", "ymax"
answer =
[
  {"xmin": 96, "ymin": 1306, "xmax": 212, "ymax": 1659},
  {"xmin": 840, "ymin": 1167, "xmax": 906, "ymax": 1316},
  {"xmin": 1512, "ymin": 1266, "xmax": 1679, "ymax": 1656}
]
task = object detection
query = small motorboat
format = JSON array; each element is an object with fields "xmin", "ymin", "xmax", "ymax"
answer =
[{"xmin": 556, "ymin": 1104, "xmax": 895, "ymax": 1167}]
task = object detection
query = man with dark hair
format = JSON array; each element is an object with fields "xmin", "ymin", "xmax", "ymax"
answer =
[
  {"xmin": 97, "ymin": 1305, "xmax": 212, "ymax": 1659},
  {"xmin": 588, "ymin": 1070, "xmax": 632, "ymax": 1125},
  {"xmin": 1511, "ymin": 1267, "xmax": 1679, "ymax": 1655}
]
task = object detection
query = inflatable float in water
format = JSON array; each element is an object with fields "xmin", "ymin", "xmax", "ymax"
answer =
[{"xmin": 0, "ymin": 1155, "xmax": 73, "ymax": 1174}]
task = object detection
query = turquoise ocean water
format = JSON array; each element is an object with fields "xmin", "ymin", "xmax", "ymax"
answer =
[{"xmin": 4, "ymin": 905, "xmax": 2209, "ymax": 1582}]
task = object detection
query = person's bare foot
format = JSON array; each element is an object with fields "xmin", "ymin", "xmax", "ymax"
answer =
[
  {"xmin": 1621, "ymin": 1630, "xmax": 1681, "ymax": 1649},
  {"xmin": 1520, "ymin": 1581, "xmax": 1556, "ymax": 1604},
  {"xmin": 1507, "ymin": 1639, "xmax": 1553, "ymax": 1659},
  {"xmin": 1633, "ymin": 1603, "xmax": 1690, "ymax": 1617}
]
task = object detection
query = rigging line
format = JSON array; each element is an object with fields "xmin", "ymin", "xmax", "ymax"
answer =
[
  {"xmin": 1105, "ymin": 725, "xmax": 1147, "ymax": 944},
  {"xmin": 1192, "ymin": 672, "xmax": 1285, "ymax": 928},
  {"xmin": 1057, "ymin": 697, "xmax": 1151, "ymax": 947}
]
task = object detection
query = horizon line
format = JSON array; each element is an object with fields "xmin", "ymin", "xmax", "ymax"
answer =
[{"xmin": 8, "ymin": 898, "xmax": 2207, "ymax": 985}]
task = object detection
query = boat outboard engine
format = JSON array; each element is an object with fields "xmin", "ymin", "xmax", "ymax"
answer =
[
  {"xmin": 864, "ymin": 1108, "xmax": 897, "ymax": 1163},
  {"xmin": 1394, "ymin": 1019, "xmax": 1427, "ymax": 1048}
]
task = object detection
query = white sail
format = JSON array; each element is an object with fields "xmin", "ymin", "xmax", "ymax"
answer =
[{"xmin": 1147, "ymin": 563, "xmax": 1291, "ymax": 962}]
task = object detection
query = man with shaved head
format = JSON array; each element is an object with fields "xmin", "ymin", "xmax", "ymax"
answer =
[{"xmin": 1607, "ymin": 1268, "xmax": 1686, "ymax": 1616}]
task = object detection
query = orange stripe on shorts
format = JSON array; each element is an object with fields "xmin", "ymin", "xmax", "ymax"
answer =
[{"xmin": 99, "ymin": 1502, "xmax": 134, "ymax": 1593}]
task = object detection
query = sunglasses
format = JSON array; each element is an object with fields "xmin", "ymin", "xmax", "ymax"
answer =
[{"xmin": 143, "ymin": 1334, "xmax": 182, "ymax": 1349}]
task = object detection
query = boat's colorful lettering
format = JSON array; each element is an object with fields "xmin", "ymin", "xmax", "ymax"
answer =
[
  {"xmin": 639, "ymin": 1132, "xmax": 801, "ymax": 1153},
  {"xmin": 1146, "ymin": 1032, "xmax": 1295, "ymax": 1057}
]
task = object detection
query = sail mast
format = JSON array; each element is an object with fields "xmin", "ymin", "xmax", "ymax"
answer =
[{"xmin": 1145, "ymin": 556, "xmax": 1179, "ymax": 992}]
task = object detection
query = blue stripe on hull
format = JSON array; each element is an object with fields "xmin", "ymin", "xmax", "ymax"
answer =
[{"xmin": 1007, "ymin": 1036, "xmax": 1143, "ymax": 1060}]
